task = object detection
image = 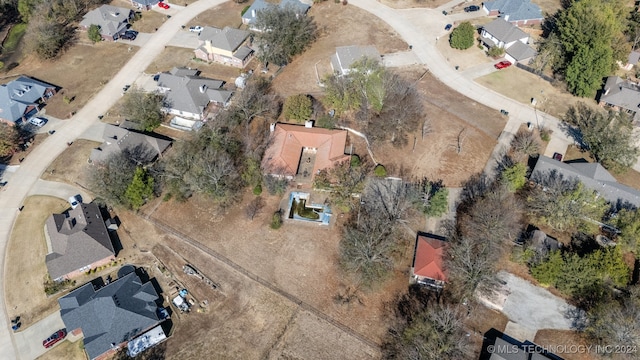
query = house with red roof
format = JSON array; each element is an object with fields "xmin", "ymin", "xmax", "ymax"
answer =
[
  {"xmin": 261, "ymin": 121, "xmax": 350, "ymax": 183},
  {"xmin": 411, "ymin": 232, "xmax": 448, "ymax": 288}
]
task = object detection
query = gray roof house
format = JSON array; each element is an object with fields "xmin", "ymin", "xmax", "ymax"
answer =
[
  {"xmin": 90, "ymin": 123, "xmax": 172, "ymax": 164},
  {"xmin": 59, "ymin": 268, "xmax": 162, "ymax": 360},
  {"xmin": 45, "ymin": 203, "xmax": 116, "ymax": 281},
  {"xmin": 130, "ymin": 0, "xmax": 159, "ymax": 10},
  {"xmin": 488, "ymin": 335, "xmax": 561, "ymax": 360},
  {"xmin": 0, "ymin": 76, "xmax": 57, "ymax": 124},
  {"xmin": 599, "ymin": 76, "xmax": 640, "ymax": 121},
  {"xmin": 331, "ymin": 45, "xmax": 381, "ymax": 75},
  {"xmin": 483, "ymin": 0, "xmax": 544, "ymax": 26},
  {"xmin": 157, "ymin": 67, "xmax": 232, "ymax": 120},
  {"xmin": 531, "ymin": 155, "xmax": 640, "ymax": 208},
  {"xmin": 241, "ymin": 0, "xmax": 311, "ymax": 28},
  {"xmin": 194, "ymin": 26, "xmax": 254, "ymax": 68},
  {"xmin": 79, "ymin": 5, "xmax": 133, "ymax": 41},
  {"xmin": 480, "ymin": 18, "xmax": 536, "ymax": 63}
]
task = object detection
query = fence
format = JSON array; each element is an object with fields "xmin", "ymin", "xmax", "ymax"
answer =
[{"xmin": 515, "ymin": 63, "xmax": 556, "ymax": 84}]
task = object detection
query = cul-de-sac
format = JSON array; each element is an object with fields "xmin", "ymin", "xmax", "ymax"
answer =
[{"xmin": 1, "ymin": 0, "xmax": 639, "ymax": 359}]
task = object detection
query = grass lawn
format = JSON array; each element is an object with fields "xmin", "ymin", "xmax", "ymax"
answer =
[{"xmin": 2, "ymin": 23, "xmax": 26, "ymax": 53}]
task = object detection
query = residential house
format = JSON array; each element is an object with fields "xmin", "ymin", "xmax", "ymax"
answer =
[
  {"xmin": 130, "ymin": 0, "xmax": 159, "ymax": 10},
  {"xmin": 598, "ymin": 76, "xmax": 640, "ymax": 121},
  {"xmin": 482, "ymin": 0, "xmax": 544, "ymax": 26},
  {"xmin": 330, "ymin": 45, "xmax": 381, "ymax": 75},
  {"xmin": 0, "ymin": 76, "xmax": 57, "ymax": 125},
  {"xmin": 480, "ymin": 18, "xmax": 536, "ymax": 64},
  {"xmin": 79, "ymin": 5, "xmax": 133, "ymax": 41},
  {"xmin": 45, "ymin": 203, "xmax": 116, "ymax": 281},
  {"xmin": 59, "ymin": 267, "xmax": 163, "ymax": 360},
  {"xmin": 485, "ymin": 332, "xmax": 563, "ymax": 360},
  {"xmin": 194, "ymin": 26, "xmax": 254, "ymax": 68},
  {"xmin": 90, "ymin": 123, "xmax": 172, "ymax": 164},
  {"xmin": 262, "ymin": 121, "xmax": 350, "ymax": 183},
  {"xmin": 241, "ymin": 0, "xmax": 311, "ymax": 29},
  {"xmin": 531, "ymin": 155, "xmax": 640, "ymax": 208},
  {"xmin": 620, "ymin": 50, "xmax": 640, "ymax": 70},
  {"xmin": 410, "ymin": 232, "xmax": 448, "ymax": 289},
  {"xmin": 156, "ymin": 67, "xmax": 232, "ymax": 120}
]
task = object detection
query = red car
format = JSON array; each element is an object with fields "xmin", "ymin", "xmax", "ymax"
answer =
[
  {"xmin": 494, "ymin": 60, "xmax": 512, "ymax": 69},
  {"xmin": 158, "ymin": 2, "xmax": 170, "ymax": 9},
  {"xmin": 43, "ymin": 329, "xmax": 66, "ymax": 348}
]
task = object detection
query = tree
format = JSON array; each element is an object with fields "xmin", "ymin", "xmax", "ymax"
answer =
[
  {"xmin": 586, "ymin": 292, "xmax": 640, "ymax": 356},
  {"xmin": 528, "ymin": 171, "xmax": 608, "ymax": 232},
  {"xmin": 254, "ymin": 5, "xmax": 317, "ymax": 66},
  {"xmin": 501, "ymin": 162, "xmax": 527, "ymax": 192},
  {"xmin": 283, "ymin": 94, "xmax": 312, "ymax": 122},
  {"xmin": 449, "ymin": 21, "xmax": 475, "ymax": 50},
  {"xmin": 411, "ymin": 178, "xmax": 448, "ymax": 217},
  {"xmin": 89, "ymin": 151, "xmax": 138, "ymax": 206},
  {"xmin": 314, "ymin": 159, "xmax": 370, "ymax": 210},
  {"xmin": 87, "ymin": 24, "xmax": 101, "ymax": 43},
  {"xmin": 0, "ymin": 123, "xmax": 20, "ymax": 158},
  {"xmin": 124, "ymin": 167, "xmax": 154, "ymax": 210},
  {"xmin": 121, "ymin": 87, "xmax": 165, "ymax": 131},
  {"xmin": 445, "ymin": 231, "xmax": 499, "ymax": 299},
  {"xmin": 245, "ymin": 196, "xmax": 265, "ymax": 220},
  {"xmin": 563, "ymin": 103, "xmax": 640, "ymax": 173},
  {"xmin": 612, "ymin": 208, "xmax": 640, "ymax": 254},
  {"xmin": 25, "ymin": 19, "xmax": 67, "ymax": 59},
  {"xmin": 462, "ymin": 185, "xmax": 523, "ymax": 243},
  {"xmin": 510, "ymin": 129, "xmax": 540, "ymax": 159}
]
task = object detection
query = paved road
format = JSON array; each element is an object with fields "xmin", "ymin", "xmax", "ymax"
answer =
[{"xmin": 0, "ymin": 1, "xmax": 228, "ymax": 358}]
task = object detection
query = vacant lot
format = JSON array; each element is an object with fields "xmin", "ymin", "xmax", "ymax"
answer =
[
  {"xmin": 5, "ymin": 196, "xmax": 68, "ymax": 328},
  {"xmin": 272, "ymin": 2, "xmax": 408, "ymax": 97},
  {"xmin": 476, "ymin": 66, "xmax": 595, "ymax": 119}
]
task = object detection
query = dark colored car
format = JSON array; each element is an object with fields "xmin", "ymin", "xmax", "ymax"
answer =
[
  {"xmin": 464, "ymin": 5, "xmax": 480, "ymax": 12},
  {"xmin": 43, "ymin": 329, "xmax": 67, "ymax": 348},
  {"xmin": 553, "ymin": 152, "xmax": 563, "ymax": 162},
  {"xmin": 444, "ymin": 24, "xmax": 452, "ymax": 31},
  {"xmin": 120, "ymin": 32, "xmax": 136, "ymax": 41},
  {"xmin": 125, "ymin": 30, "xmax": 138, "ymax": 36},
  {"xmin": 494, "ymin": 60, "xmax": 512, "ymax": 69}
]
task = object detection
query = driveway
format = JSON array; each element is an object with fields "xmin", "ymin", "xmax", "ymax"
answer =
[
  {"xmin": 13, "ymin": 311, "xmax": 66, "ymax": 360},
  {"xmin": 461, "ymin": 61, "xmax": 499, "ymax": 80},
  {"xmin": 167, "ymin": 30, "xmax": 201, "ymax": 49},
  {"xmin": 117, "ymin": 32, "xmax": 154, "ymax": 47},
  {"xmin": 28, "ymin": 179, "xmax": 93, "ymax": 204},
  {"xmin": 0, "ymin": 1, "xmax": 230, "ymax": 358},
  {"xmin": 382, "ymin": 51, "xmax": 420, "ymax": 68}
]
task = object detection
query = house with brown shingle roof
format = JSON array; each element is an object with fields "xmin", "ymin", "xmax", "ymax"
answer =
[
  {"xmin": 410, "ymin": 232, "xmax": 448, "ymax": 289},
  {"xmin": 45, "ymin": 203, "xmax": 116, "ymax": 281},
  {"xmin": 262, "ymin": 121, "xmax": 350, "ymax": 183}
]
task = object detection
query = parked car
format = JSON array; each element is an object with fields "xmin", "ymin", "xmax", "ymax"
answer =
[
  {"xmin": 43, "ymin": 329, "xmax": 66, "ymax": 348},
  {"xmin": 189, "ymin": 26, "xmax": 203, "ymax": 33},
  {"xmin": 494, "ymin": 60, "xmax": 512, "ymax": 69},
  {"xmin": 125, "ymin": 29, "xmax": 138, "ymax": 36},
  {"xmin": 464, "ymin": 5, "xmax": 480, "ymax": 12},
  {"xmin": 29, "ymin": 117, "xmax": 47, "ymax": 127},
  {"xmin": 121, "ymin": 32, "xmax": 136, "ymax": 41},
  {"xmin": 552, "ymin": 152, "xmax": 563, "ymax": 162},
  {"xmin": 158, "ymin": 2, "xmax": 170, "ymax": 9},
  {"xmin": 444, "ymin": 24, "xmax": 452, "ymax": 31},
  {"xmin": 68, "ymin": 195, "xmax": 81, "ymax": 209}
]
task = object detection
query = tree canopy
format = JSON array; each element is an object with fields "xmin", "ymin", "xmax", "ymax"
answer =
[
  {"xmin": 282, "ymin": 94, "xmax": 312, "ymax": 122},
  {"xmin": 121, "ymin": 88, "xmax": 165, "ymax": 132},
  {"xmin": 254, "ymin": 5, "xmax": 317, "ymax": 66},
  {"xmin": 0, "ymin": 123, "xmax": 21, "ymax": 158},
  {"xmin": 87, "ymin": 24, "xmax": 101, "ymax": 43},
  {"xmin": 449, "ymin": 21, "xmax": 475, "ymax": 50}
]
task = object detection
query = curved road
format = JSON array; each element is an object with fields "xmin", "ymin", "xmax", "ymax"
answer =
[{"xmin": 0, "ymin": 1, "xmax": 227, "ymax": 358}]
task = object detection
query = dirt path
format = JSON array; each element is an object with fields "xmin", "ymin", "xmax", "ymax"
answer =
[{"xmin": 144, "ymin": 215, "xmax": 381, "ymax": 352}]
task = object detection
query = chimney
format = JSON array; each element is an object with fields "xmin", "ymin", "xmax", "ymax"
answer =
[
  {"xmin": 269, "ymin": 123, "xmax": 276, "ymax": 132},
  {"xmin": 200, "ymin": 84, "xmax": 207, "ymax": 93},
  {"xmin": 304, "ymin": 120, "xmax": 314, "ymax": 128},
  {"xmin": 251, "ymin": 9, "xmax": 256, "ymax": 18}
]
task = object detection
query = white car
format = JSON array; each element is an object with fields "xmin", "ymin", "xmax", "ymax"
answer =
[
  {"xmin": 29, "ymin": 117, "xmax": 47, "ymax": 127},
  {"xmin": 68, "ymin": 195, "xmax": 81, "ymax": 209},
  {"xmin": 189, "ymin": 26, "xmax": 203, "ymax": 33}
]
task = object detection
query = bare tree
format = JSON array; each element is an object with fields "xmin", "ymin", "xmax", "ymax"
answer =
[
  {"xmin": 586, "ymin": 293, "xmax": 640, "ymax": 359},
  {"xmin": 245, "ymin": 196, "xmax": 265, "ymax": 220},
  {"xmin": 510, "ymin": 129, "xmax": 540, "ymax": 159},
  {"xmin": 454, "ymin": 127, "xmax": 466, "ymax": 154},
  {"xmin": 362, "ymin": 178, "xmax": 414, "ymax": 225},
  {"xmin": 461, "ymin": 185, "xmax": 523, "ymax": 243}
]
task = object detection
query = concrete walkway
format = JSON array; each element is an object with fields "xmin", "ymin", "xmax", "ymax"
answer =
[{"xmin": 0, "ymin": 1, "xmax": 230, "ymax": 358}]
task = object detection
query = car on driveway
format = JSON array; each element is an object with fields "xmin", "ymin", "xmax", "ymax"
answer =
[
  {"xmin": 444, "ymin": 24, "xmax": 452, "ymax": 31},
  {"xmin": 494, "ymin": 60, "xmax": 512, "ymax": 69},
  {"xmin": 68, "ymin": 195, "xmax": 81, "ymax": 209},
  {"xmin": 120, "ymin": 32, "xmax": 136, "ymax": 41},
  {"xmin": 43, "ymin": 329, "xmax": 66, "ymax": 348},
  {"xmin": 189, "ymin": 26, "xmax": 203, "ymax": 33},
  {"xmin": 553, "ymin": 152, "xmax": 563, "ymax": 162},
  {"xmin": 464, "ymin": 5, "xmax": 480, "ymax": 12},
  {"xmin": 29, "ymin": 117, "xmax": 47, "ymax": 127},
  {"xmin": 158, "ymin": 2, "xmax": 170, "ymax": 9}
]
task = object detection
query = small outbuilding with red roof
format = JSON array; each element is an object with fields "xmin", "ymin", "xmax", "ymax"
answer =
[{"xmin": 411, "ymin": 232, "xmax": 448, "ymax": 288}]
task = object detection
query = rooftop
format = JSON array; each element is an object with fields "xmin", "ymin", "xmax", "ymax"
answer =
[{"xmin": 412, "ymin": 232, "xmax": 448, "ymax": 282}]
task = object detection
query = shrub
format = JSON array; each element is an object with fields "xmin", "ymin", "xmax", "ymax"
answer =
[
  {"xmin": 350, "ymin": 154, "xmax": 361, "ymax": 167},
  {"xmin": 449, "ymin": 21, "xmax": 475, "ymax": 50},
  {"xmin": 316, "ymin": 114, "xmax": 335, "ymax": 129},
  {"xmin": 270, "ymin": 210, "xmax": 283, "ymax": 229},
  {"xmin": 253, "ymin": 184, "xmax": 263, "ymax": 195},
  {"xmin": 88, "ymin": 24, "xmax": 102, "ymax": 43},
  {"xmin": 487, "ymin": 46, "xmax": 505, "ymax": 57},
  {"xmin": 540, "ymin": 129, "xmax": 551, "ymax": 142},
  {"xmin": 63, "ymin": 95, "xmax": 71, "ymax": 104},
  {"xmin": 374, "ymin": 164, "xmax": 387, "ymax": 177},
  {"xmin": 263, "ymin": 175, "xmax": 288, "ymax": 195},
  {"xmin": 501, "ymin": 162, "xmax": 527, "ymax": 191}
]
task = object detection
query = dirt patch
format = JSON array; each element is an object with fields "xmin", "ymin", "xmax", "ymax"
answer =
[
  {"xmin": 187, "ymin": 1, "xmax": 246, "ymax": 29},
  {"xmin": 368, "ymin": 69, "xmax": 501, "ymax": 186},
  {"xmin": 40, "ymin": 139, "xmax": 98, "ymax": 186},
  {"xmin": 379, "ymin": 0, "xmax": 453, "ymax": 9},
  {"xmin": 271, "ymin": 2, "xmax": 408, "ymax": 97},
  {"xmin": 4, "ymin": 41, "xmax": 137, "ymax": 119},
  {"xmin": 476, "ymin": 66, "xmax": 595, "ymax": 120},
  {"xmin": 534, "ymin": 330, "xmax": 596, "ymax": 360},
  {"xmin": 5, "ymin": 196, "xmax": 69, "ymax": 328}
]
